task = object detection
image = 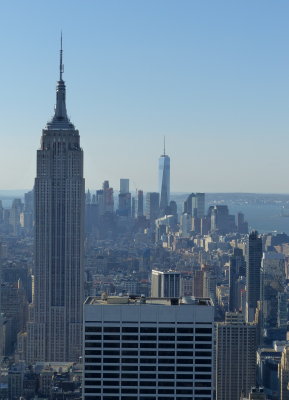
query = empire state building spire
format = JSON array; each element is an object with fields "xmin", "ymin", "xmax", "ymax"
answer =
[{"xmin": 46, "ymin": 34, "xmax": 74, "ymax": 130}]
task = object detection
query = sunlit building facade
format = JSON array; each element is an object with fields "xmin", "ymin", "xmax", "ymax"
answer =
[
  {"xmin": 27, "ymin": 41, "xmax": 84, "ymax": 363},
  {"xmin": 159, "ymin": 152, "xmax": 170, "ymax": 214}
]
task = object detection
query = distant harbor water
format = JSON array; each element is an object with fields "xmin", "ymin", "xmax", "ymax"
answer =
[{"xmin": 228, "ymin": 204, "xmax": 289, "ymax": 235}]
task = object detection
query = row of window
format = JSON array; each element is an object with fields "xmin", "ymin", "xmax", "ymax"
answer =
[
  {"xmin": 85, "ymin": 327, "xmax": 212, "ymax": 334},
  {"xmin": 85, "ymin": 358, "xmax": 211, "ymax": 365},
  {"xmin": 85, "ymin": 389, "xmax": 211, "ymax": 394},
  {"xmin": 85, "ymin": 370, "xmax": 211, "ymax": 379},
  {"xmin": 86, "ymin": 342, "xmax": 212, "ymax": 349},
  {"xmin": 84, "ymin": 396, "xmax": 212, "ymax": 400},
  {"xmin": 85, "ymin": 378, "xmax": 211, "ymax": 386},
  {"xmin": 85, "ymin": 365, "xmax": 211, "ymax": 372},
  {"xmin": 85, "ymin": 335, "xmax": 212, "ymax": 342},
  {"xmin": 85, "ymin": 350, "xmax": 211, "ymax": 356},
  {"xmin": 85, "ymin": 388, "xmax": 211, "ymax": 393}
]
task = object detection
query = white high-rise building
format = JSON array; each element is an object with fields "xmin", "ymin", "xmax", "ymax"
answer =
[
  {"xmin": 151, "ymin": 270, "xmax": 181, "ymax": 298},
  {"xmin": 27, "ymin": 39, "xmax": 84, "ymax": 363},
  {"xmin": 83, "ymin": 296, "xmax": 214, "ymax": 400}
]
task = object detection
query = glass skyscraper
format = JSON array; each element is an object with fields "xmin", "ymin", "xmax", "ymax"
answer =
[{"xmin": 159, "ymin": 148, "xmax": 170, "ymax": 214}]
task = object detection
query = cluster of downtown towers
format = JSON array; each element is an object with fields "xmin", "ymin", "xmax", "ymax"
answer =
[{"xmin": 26, "ymin": 52, "xmax": 171, "ymax": 363}]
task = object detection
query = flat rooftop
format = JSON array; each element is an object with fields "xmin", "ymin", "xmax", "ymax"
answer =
[{"xmin": 84, "ymin": 296, "xmax": 213, "ymax": 307}]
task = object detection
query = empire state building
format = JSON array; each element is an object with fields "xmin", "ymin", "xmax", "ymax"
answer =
[{"xmin": 27, "ymin": 40, "xmax": 85, "ymax": 362}]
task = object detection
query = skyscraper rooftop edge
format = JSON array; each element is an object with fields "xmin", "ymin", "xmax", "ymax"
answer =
[{"xmin": 84, "ymin": 295, "xmax": 213, "ymax": 307}]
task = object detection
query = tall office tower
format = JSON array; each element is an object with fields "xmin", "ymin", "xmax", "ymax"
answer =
[
  {"xmin": 200, "ymin": 215, "xmax": 211, "ymax": 235},
  {"xmin": 83, "ymin": 295, "xmax": 214, "ymax": 400},
  {"xmin": 229, "ymin": 248, "xmax": 246, "ymax": 312},
  {"xmin": 237, "ymin": 212, "xmax": 249, "ymax": 234},
  {"xmin": 120, "ymin": 178, "xmax": 129, "ymax": 194},
  {"xmin": 210, "ymin": 205, "xmax": 236, "ymax": 234},
  {"xmin": 159, "ymin": 141, "xmax": 170, "ymax": 214},
  {"xmin": 118, "ymin": 179, "xmax": 131, "ymax": 216},
  {"xmin": 180, "ymin": 212, "xmax": 192, "ymax": 237},
  {"xmin": 260, "ymin": 252, "xmax": 285, "ymax": 331},
  {"xmin": 203, "ymin": 269, "xmax": 217, "ymax": 304},
  {"xmin": 183, "ymin": 193, "xmax": 194, "ymax": 214},
  {"xmin": 86, "ymin": 189, "xmax": 91, "ymax": 204},
  {"xmin": 23, "ymin": 190, "xmax": 34, "ymax": 233},
  {"xmin": 151, "ymin": 270, "xmax": 181, "ymax": 297},
  {"xmin": 0, "ymin": 283, "xmax": 28, "ymax": 352},
  {"xmin": 278, "ymin": 345, "xmax": 289, "ymax": 400},
  {"xmin": 192, "ymin": 270, "xmax": 205, "ymax": 297},
  {"xmin": 192, "ymin": 193, "xmax": 205, "ymax": 218},
  {"xmin": 103, "ymin": 180, "xmax": 114, "ymax": 213},
  {"xmin": 137, "ymin": 190, "xmax": 144, "ymax": 217},
  {"xmin": 146, "ymin": 192, "xmax": 160, "ymax": 222},
  {"xmin": 168, "ymin": 200, "xmax": 177, "ymax": 216},
  {"xmin": 27, "ymin": 40, "xmax": 84, "ymax": 363},
  {"xmin": 246, "ymin": 231, "xmax": 263, "ymax": 322},
  {"xmin": 131, "ymin": 197, "xmax": 136, "ymax": 218},
  {"xmin": 183, "ymin": 192, "xmax": 205, "ymax": 217},
  {"xmin": 118, "ymin": 193, "xmax": 131, "ymax": 217},
  {"xmin": 9, "ymin": 199, "xmax": 23, "ymax": 235},
  {"xmin": 278, "ymin": 291, "xmax": 289, "ymax": 328},
  {"xmin": 216, "ymin": 312, "xmax": 257, "ymax": 400},
  {"xmin": 96, "ymin": 190, "xmax": 105, "ymax": 215}
]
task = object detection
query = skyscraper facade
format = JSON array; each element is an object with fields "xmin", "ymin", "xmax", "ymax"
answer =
[
  {"xmin": 137, "ymin": 190, "xmax": 144, "ymax": 217},
  {"xmin": 246, "ymin": 231, "xmax": 263, "ymax": 322},
  {"xmin": 83, "ymin": 295, "xmax": 214, "ymax": 400},
  {"xmin": 229, "ymin": 247, "xmax": 246, "ymax": 312},
  {"xmin": 216, "ymin": 312, "xmax": 257, "ymax": 400},
  {"xmin": 146, "ymin": 192, "xmax": 160, "ymax": 222},
  {"xmin": 192, "ymin": 193, "xmax": 205, "ymax": 218},
  {"xmin": 27, "ymin": 41, "xmax": 84, "ymax": 363},
  {"xmin": 151, "ymin": 270, "xmax": 181, "ymax": 297},
  {"xmin": 159, "ymin": 145, "xmax": 170, "ymax": 214},
  {"xmin": 118, "ymin": 178, "xmax": 131, "ymax": 216},
  {"xmin": 260, "ymin": 251, "xmax": 285, "ymax": 331}
]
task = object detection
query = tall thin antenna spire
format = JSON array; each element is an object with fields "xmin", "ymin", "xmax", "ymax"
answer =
[
  {"xmin": 60, "ymin": 32, "xmax": 64, "ymax": 81},
  {"xmin": 163, "ymin": 136, "xmax": 166, "ymax": 156}
]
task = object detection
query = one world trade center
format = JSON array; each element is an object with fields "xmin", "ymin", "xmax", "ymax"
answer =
[{"xmin": 159, "ymin": 139, "xmax": 170, "ymax": 215}]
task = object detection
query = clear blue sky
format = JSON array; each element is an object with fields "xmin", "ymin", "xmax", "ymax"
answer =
[{"xmin": 0, "ymin": 1, "xmax": 289, "ymax": 193}]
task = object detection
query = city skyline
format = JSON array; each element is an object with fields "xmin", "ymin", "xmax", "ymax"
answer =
[
  {"xmin": 2, "ymin": 3, "xmax": 289, "ymax": 397},
  {"xmin": 1, "ymin": 1, "xmax": 289, "ymax": 193}
]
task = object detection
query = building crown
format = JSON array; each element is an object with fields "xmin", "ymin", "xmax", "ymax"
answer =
[{"xmin": 46, "ymin": 34, "xmax": 75, "ymax": 130}]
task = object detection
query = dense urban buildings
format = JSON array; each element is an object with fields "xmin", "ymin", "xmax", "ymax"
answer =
[
  {"xmin": 26, "ymin": 42, "xmax": 85, "ymax": 363},
  {"xmin": 1, "ymin": 39, "xmax": 289, "ymax": 400}
]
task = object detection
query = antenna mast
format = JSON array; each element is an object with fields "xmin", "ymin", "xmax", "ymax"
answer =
[{"xmin": 60, "ymin": 32, "xmax": 64, "ymax": 80}]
